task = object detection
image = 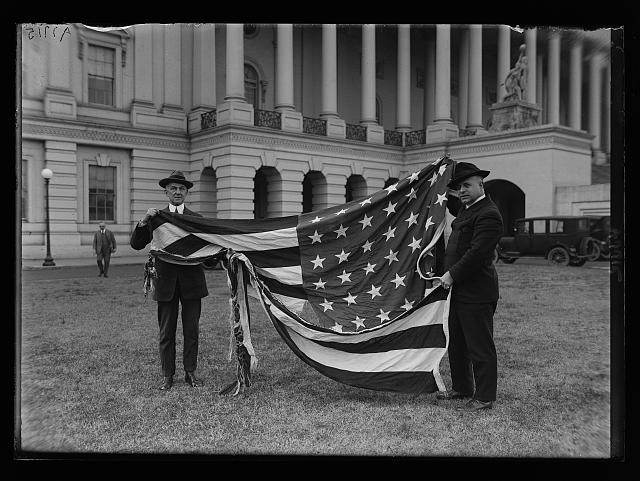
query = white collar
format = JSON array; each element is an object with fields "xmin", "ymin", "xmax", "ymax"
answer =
[
  {"xmin": 465, "ymin": 194, "xmax": 486, "ymax": 209},
  {"xmin": 169, "ymin": 203, "xmax": 185, "ymax": 214}
]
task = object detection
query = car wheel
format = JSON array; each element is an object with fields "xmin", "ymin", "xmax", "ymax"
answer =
[
  {"xmin": 547, "ymin": 246, "xmax": 571, "ymax": 266},
  {"xmin": 569, "ymin": 258, "xmax": 587, "ymax": 267},
  {"xmin": 501, "ymin": 257, "xmax": 516, "ymax": 264},
  {"xmin": 585, "ymin": 242, "xmax": 601, "ymax": 262}
]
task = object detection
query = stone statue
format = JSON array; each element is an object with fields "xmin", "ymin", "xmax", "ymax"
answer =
[{"xmin": 502, "ymin": 44, "xmax": 528, "ymax": 102}]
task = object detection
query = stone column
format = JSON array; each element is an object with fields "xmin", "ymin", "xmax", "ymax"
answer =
[
  {"xmin": 547, "ymin": 30, "xmax": 561, "ymax": 125},
  {"xmin": 396, "ymin": 24, "xmax": 411, "ymax": 132},
  {"xmin": 568, "ymin": 33, "xmax": 583, "ymax": 130},
  {"xmin": 321, "ymin": 24, "xmax": 346, "ymax": 138},
  {"xmin": 44, "ymin": 141, "xmax": 81, "ymax": 250},
  {"xmin": 536, "ymin": 53, "xmax": 544, "ymax": 123},
  {"xmin": 589, "ymin": 51, "xmax": 606, "ymax": 164},
  {"xmin": 525, "ymin": 28, "xmax": 537, "ymax": 104},
  {"xmin": 44, "ymin": 24, "xmax": 76, "ymax": 119},
  {"xmin": 426, "ymin": 24, "xmax": 458, "ymax": 142},
  {"xmin": 276, "ymin": 24, "xmax": 303, "ymax": 132},
  {"xmin": 424, "ymin": 38, "xmax": 435, "ymax": 127},
  {"xmin": 457, "ymin": 26, "xmax": 469, "ymax": 129},
  {"xmin": 360, "ymin": 24, "xmax": 384, "ymax": 143},
  {"xmin": 467, "ymin": 24, "xmax": 486, "ymax": 134},
  {"xmin": 133, "ymin": 25, "xmax": 153, "ymax": 104},
  {"xmin": 325, "ymin": 173, "xmax": 349, "ymax": 207},
  {"xmin": 161, "ymin": 24, "xmax": 186, "ymax": 131},
  {"xmin": 217, "ymin": 23, "xmax": 254, "ymax": 126},
  {"xmin": 189, "ymin": 24, "xmax": 216, "ymax": 133},
  {"xmin": 279, "ymin": 169, "xmax": 305, "ymax": 216},
  {"xmin": 497, "ymin": 25, "xmax": 510, "ymax": 103},
  {"xmin": 215, "ymin": 163, "xmax": 256, "ymax": 218}
]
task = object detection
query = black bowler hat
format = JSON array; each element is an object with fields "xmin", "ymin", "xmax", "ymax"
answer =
[
  {"xmin": 447, "ymin": 162, "xmax": 491, "ymax": 189},
  {"xmin": 159, "ymin": 170, "xmax": 193, "ymax": 189}
]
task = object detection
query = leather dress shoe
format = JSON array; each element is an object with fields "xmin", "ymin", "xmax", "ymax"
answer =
[
  {"xmin": 159, "ymin": 376, "xmax": 173, "ymax": 391},
  {"xmin": 184, "ymin": 371, "xmax": 203, "ymax": 387},
  {"xmin": 436, "ymin": 390, "xmax": 472, "ymax": 400},
  {"xmin": 457, "ymin": 399, "xmax": 493, "ymax": 411}
]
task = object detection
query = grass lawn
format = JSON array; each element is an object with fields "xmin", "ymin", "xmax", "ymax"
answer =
[{"xmin": 17, "ymin": 262, "xmax": 612, "ymax": 458}]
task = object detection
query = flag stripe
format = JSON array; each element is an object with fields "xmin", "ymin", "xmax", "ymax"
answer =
[
  {"xmin": 311, "ymin": 324, "xmax": 446, "ymax": 353},
  {"xmin": 259, "ymin": 276, "xmax": 307, "ymax": 299},
  {"xmin": 255, "ymin": 265, "xmax": 303, "ymax": 285},
  {"xmin": 157, "ymin": 212, "xmax": 299, "ymax": 234},
  {"xmin": 163, "ymin": 233, "xmax": 212, "ymax": 256},
  {"xmin": 242, "ymin": 246, "xmax": 302, "ymax": 268}
]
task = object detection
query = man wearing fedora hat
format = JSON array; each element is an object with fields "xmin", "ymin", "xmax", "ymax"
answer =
[
  {"xmin": 130, "ymin": 170, "xmax": 209, "ymax": 391},
  {"xmin": 435, "ymin": 162, "xmax": 504, "ymax": 411}
]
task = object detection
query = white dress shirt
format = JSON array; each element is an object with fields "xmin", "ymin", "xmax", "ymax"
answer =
[
  {"xmin": 466, "ymin": 194, "xmax": 486, "ymax": 209},
  {"xmin": 168, "ymin": 203, "xmax": 185, "ymax": 214}
]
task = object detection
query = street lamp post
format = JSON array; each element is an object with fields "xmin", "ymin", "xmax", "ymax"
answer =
[{"xmin": 41, "ymin": 168, "xmax": 56, "ymax": 266}]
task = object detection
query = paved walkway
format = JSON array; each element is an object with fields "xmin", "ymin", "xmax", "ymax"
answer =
[{"xmin": 21, "ymin": 254, "xmax": 148, "ymax": 270}]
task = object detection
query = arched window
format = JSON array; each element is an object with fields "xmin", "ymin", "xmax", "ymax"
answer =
[
  {"xmin": 376, "ymin": 96, "xmax": 382, "ymax": 125},
  {"xmin": 245, "ymin": 64, "xmax": 259, "ymax": 109}
]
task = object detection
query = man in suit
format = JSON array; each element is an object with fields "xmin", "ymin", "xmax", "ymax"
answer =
[
  {"xmin": 436, "ymin": 162, "xmax": 504, "ymax": 411},
  {"xmin": 93, "ymin": 222, "xmax": 117, "ymax": 277},
  {"xmin": 130, "ymin": 170, "xmax": 209, "ymax": 391}
]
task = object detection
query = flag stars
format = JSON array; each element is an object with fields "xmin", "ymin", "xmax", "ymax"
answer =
[
  {"xmin": 335, "ymin": 249, "xmax": 351, "ymax": 264},
  {"xmin": 363, "ymin": 262, "xmax": 376, "ymax": 275},
  {"xmin": 428, "ymin": 172, "xmax": 438, "ymax": 186},
  {"xmin": 312, "ymin": 278, "xmax": 327, "ymax": 290},
  {"xmin": 401, "ymin": 298, "xmax": 415, "ymax": 311},
  {"xmin": 337, "ymin": 270, "xmax": 353, "ymax": 284},
  {"xmin": 362, "ymin": 239, "xmax": 374, "ymax": 252},
  {"xmin": 408, "ymin": 171, "xmax": 420, "ymax": 183},
  {"xmin": 390, "ymin": 273, "xmax": 406, "ymax": 288},
  {"xmin": 435, "ymin": 192, "xmax": 448, "ymax": 206},
  {"xmin": 334, "ymin": 208, "xmax": 348, "ymax": 216},
  {"xmin": 334, "ymin": 224, "xmax": 349, "ymax": 238},
  {"xmin": 358, "ymin": 213, "xmax": 373, "ymax": 230},
  {"xmin": 384, "ymin": 183, "xmax": 398, "ymax": 194},
  {"xmin": 330, "ymin": 322, "xmax": 343, "ymax": 333},
  {"xmin": 383, "ymin": 226, "xmax": 396, "ymax": 241},
  {"xmin": 438, "ymin": 164, "xmax": 447, "ymax": 176},
  {"xmin": 376, "ymin": 309, "xmax": 391, "ymax": 323},
  {"xmin": 352, "ymin": 316, "xmax": 366, "ymax": 330},
  {"xmin": 360, "ymin": 197, "xmax": 373, "ymax": 207},
  {"xmin": 310, "ymin": 254, "xmax": 326, "ymax": 270},
  {"xmin": 342, "ymin": 292, "xmax": 358, "ymax": 305},
  {"xmin": 424, "ymin": 216, "xmax": 435, "ymax": 230},
  {"xmin": 320, "ymin": 299, "xmax": 334, "ymax": 312},
  {"xmin": 367, "ymin": 284, "xmax": 382, "ymax": 299},
  {"xmin": 385, "ymin": 249, "xmax": 399, "ymax": 265},
  {"xmin": 408, "ymin": 237, "xmax": 422, "ymax": 253},
  {"xmin": 383, "ymin": 201, "xmax": 397, "ymax": 217},
  {"xmin": 311, "ymin": 216, "xmax": 323, "ymax": 223},
  {"xmin": 405, "ymin": 188, "xmax": 417, "ymax": 202},
  {"xmin": 308, "ymin": 230, "xmax": 323, "ymax": 244},
  {"xmin": 405, "ymin": 211, "xmax": 419, "ymax": 228}
]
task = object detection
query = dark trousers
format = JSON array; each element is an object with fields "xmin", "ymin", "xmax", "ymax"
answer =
[
  {"xmin": 157, "ymin": 282, "xmax": 202, "ymax": 377},
  {"xmin": 447, "ymin": 301, "xmax": 498, "ymax": 402},
  {"xmin": 97, "ymin": 250, "xmax": 112, "ymax": 275}
]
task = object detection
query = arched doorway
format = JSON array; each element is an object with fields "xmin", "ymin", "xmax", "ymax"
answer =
[
  {"xmin": 198, "ymin": 167, "xmax": 217, "ymax": 218},
  {"xmin": 345, "ymin": 175, "xmax": 368, "ymax": 203},
  {"xmin": 303, "ymin": 171, "xmax": 327, "ymax": 213},
  {"xmin": 254, "ymin": 166, "xmax": 281, "ymax": 219},
  {"xmin": 484, "ymin": 179, "xmax": 525, "ymax": 235}
]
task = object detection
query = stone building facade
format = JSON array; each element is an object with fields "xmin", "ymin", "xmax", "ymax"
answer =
[{"xmin": 20, "ymin": 23, "xmax": 612, "ymax": 259}]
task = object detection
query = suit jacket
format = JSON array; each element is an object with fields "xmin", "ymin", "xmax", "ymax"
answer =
[
  {"xmin": 93, "ymin": 228, "xmax": 117, "ymax": 254},
  {"xmin": 445, "ymin": 195, "xmax": 504, "ymax": 304},
  {"xmin": 130, "ymin": 206, "xmax": 209, "ymax": 302}
]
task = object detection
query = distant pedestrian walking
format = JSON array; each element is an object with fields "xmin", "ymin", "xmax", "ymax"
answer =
[{"xmin": 93, "ymin": 222, "xmax": 117, "ymax": 277}]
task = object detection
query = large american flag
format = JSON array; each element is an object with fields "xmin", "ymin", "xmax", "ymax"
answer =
[{"xmin": 147, "ymin": 155, "xmax": 454, "ymax": 394}]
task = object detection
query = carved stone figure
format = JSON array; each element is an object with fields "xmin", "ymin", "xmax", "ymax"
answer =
[{"xmin": 502, "ymin": 44, "xmax": 528, "ymax": 102}]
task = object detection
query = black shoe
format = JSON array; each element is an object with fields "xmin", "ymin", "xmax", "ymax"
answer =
[
  {"xmin": 457, "ymin": 399, "xmax": 493, "ymax": 411},
  {"xmin": 436, "ymin": 390, "xmax": 472, "ymax": 400},
  {"xmin": 103, "ymin": 274, "xmax": 109, "ymax": 278},
  {"xmin": 184, "ymin": 371, "xmax": 203, "ymax": 387},
  {"xmin": 159, "ymin": 376, "xmax": 173, "ymax": 391},
  {"xmin": 98, "ymin": 272, "xmax": 103, "ymax": 277}
]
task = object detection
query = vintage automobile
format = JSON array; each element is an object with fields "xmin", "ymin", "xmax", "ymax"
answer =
[{"xmin": 495, "ymin": 216, "xmax": 601, "ymax": 266}]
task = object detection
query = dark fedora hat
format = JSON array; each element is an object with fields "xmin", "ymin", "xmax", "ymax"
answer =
[
  {"xmin": 159, "ymin": 170, "xmax": 193, "ymax": 189},
  {"xmin": 447, "ymin": 162, "xmax": 490, "ymax": 189}
]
